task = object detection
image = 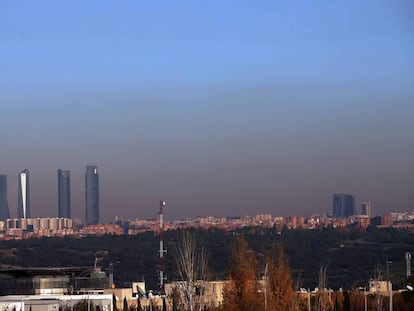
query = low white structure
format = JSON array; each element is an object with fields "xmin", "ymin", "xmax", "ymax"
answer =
[{"xmin": 0, "ymin": 294, "xmax": 113, "ymax": 311}]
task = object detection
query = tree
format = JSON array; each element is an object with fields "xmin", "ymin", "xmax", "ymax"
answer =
[
  {"xmin": 343, "ymin": 291, "xmax": 351, "ymax": 311},
  {"xmin": 333, "ymin": 294, "xmax": 340, "ymax": 311},
  {"xmin": 174, "ymin": 230, "xmax": 210, "ymax": 311},
  {"xmin": 171, "ymin": 285, "xmax": 181, "ymax": 311},
  {"xmin": 222, "ymin": 236, "xmax": 262, "ymax": 311},
  {"xmin": 123, "ymin": 297, "xmax": 128, "ymax": 311},
  {"xmin": 315, "ymin": 264, "xmax": 329, "ymax": 311},
  {"xmin": 113, "ymin": 294, "xmax": 119, "ymax": 311},
  {"xmin": 137, "ymin": 298, "xmax": 143, "ymax": 311},
  {"xmin": 71, "ymin": 300, "xmax": 94, "ymax": 311},
  {"xmin": 266, "ymin": 244, "xmax": 296, "ymax": 311}
]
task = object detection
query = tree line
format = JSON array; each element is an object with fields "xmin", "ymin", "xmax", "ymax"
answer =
[
  {"xmin": 0, "ymin": 226, "xmax": 413, "ymax": 291},
  {"xmin": 171, "ymin": 232, "xmax": 414, "ymax": 311}
]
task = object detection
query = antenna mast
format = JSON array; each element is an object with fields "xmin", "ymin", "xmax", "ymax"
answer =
[{"xmin": 159, "ymin": 200, "xmax": 167, "ymax": 295}]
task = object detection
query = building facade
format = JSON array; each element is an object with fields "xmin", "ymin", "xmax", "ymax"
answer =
[
  {"xmin": 332, "ymin": 194, "xmax": 355, "ymax": 218},
  {"xmin": 0, "ymin": 175, "xmax": 10, "ymax": 220},
  {"xmin": 18, "ymin": 169, "xmax": 30, "ymax": 219},
  {"xmin": 58, "ymin": 169, "xmax": 71, "ymax": 218},
  {"xmin": 85, "ymin": 165, "xmax": 99, "ymax": 225}
]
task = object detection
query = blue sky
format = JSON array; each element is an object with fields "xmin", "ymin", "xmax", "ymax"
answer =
[{"xmin": 0, "ymin": 0, "xmax": 413, "ymax": 221}]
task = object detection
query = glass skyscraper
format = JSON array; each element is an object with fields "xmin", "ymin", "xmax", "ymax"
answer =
[
  {"xmin": 85, "ymin": 165, "xmax": 99, "ymax": 224},
  {"xmin": 333, "ymin": 194, "xmax": 355, "ymax": 218},
  {"xmin": 18, "ymin": 169, "xmax": 30, "ymax": 219},
  {"xmin": 0, "ymin": 175, "xmax": 10, "ymax": 220},
  {"xmin": 58, "ymin": 169, "xmax": 71, "ymax": 218}
]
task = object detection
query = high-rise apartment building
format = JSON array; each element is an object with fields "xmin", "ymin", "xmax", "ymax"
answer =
[
  {"xmin": 18, "ymin": 169, "xmax": 30, "ymax": 219},
  {"xmin": 361, "ymin": 201, "xmax": 371, "ymax": 217},
  {"xmin": 332, "ymin": 194, "xmax": 355, "ymax": 218},
  {"xmin": 85, "ymin": 165, "xmax": 99, "ymax": 224},
  {"xmin": 0, "ymin": 175, "xmax": 10, "ymax": 220},
  {"xmin": 58, "ymin": 169, "xmax": 71, "ymax": 218}
]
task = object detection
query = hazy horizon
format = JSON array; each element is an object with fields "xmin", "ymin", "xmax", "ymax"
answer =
[{"xmin": 1, "ymin": 1, "xmax": 413, "ymax": 222}]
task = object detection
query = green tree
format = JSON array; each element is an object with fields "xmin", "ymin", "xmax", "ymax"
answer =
[
  {"xmin": 113, "ymin": 294, "xmax": 119, "ymax": 311},
  {"xmin": 123, "ymin": 297, "xmax": 128, "ymax": 311},
  {"xmin": 343, "ymin": 291, "xmax": 351, "ymax": 311},
  {"xmin": 72, "ymin": 300, "xmax": 94, "ymax": 311},
  {"xmin": 137, "ymin": 298, "xmax": 143, "ymax": 311}
]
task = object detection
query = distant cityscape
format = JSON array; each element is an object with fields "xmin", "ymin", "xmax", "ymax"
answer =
[
  {"xmin": 0, "ymin": 210, "xmax": 413, "ymax": 241},
  {"xmin": 0, "ymin": 166, "xmax": 413, "ymax": 240}
]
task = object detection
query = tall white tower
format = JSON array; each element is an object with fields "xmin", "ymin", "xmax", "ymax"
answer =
[{"xmin": 18, "ymin": 169, "xmax": 30, "ymax": 219}]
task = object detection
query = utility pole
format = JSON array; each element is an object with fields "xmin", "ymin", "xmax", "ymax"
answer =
[
  {"xmin": 364, "ymin": 286, "xmax": 367, "ymax": 311},
  {"xmin": 264, "ymin": 263, "xmax": 268, "ymax": 311},
  {"xmin": 159, "ymin": 200, "xmax": 167, "ymax": 295},
  {"xmin": 387, "ymin": 256, "xmax": 393, "ymax": 311}
]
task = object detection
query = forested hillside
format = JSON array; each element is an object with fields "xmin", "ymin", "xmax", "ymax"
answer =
[{"xmin": 0, "ymin": 227, "xmax": 413, "ymax": 291}]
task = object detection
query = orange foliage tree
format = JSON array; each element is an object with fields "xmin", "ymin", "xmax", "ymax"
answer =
[
  {"xmin": 266, "ymin": 244, "xmax": 296, "ymax": 311},
  {"xmin": 221, "ymin": 236, "xmax": 263, "ymax": 311}
]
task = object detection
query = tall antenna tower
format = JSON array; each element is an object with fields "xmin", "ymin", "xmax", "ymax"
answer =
[{"xmin": 159, "ymin": 200, "xmax": 167, "ymax": 295}]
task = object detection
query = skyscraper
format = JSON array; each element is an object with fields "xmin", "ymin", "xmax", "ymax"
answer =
[
  {"xmin": 18, "ymin": 169, "xmax": 30, "ymax": 219},
  {"xmin": 85, "ymin": 165, "xmax": 99, "ymax": 224},
  {"xmin": 0, "ymin": 175, "xmax": 10, "ymax": 220},
  {"xmin": 332, "ymin": 194, "xmax": 355, "ymax": 218},
  {"xmin": 58, "ymin": 169, "xmax": 71, "ymax": 218},
  {"xmin": 362, "ymin": 201, "xmax": 371, "ymax": 217}
]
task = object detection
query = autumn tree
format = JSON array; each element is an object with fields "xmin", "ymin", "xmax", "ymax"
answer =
[
  {"xmin": 266, "ymin": 244, "xmax": 296, "ymax": 311},
  {"xmin": 314, "ymin": 264, "xmax": 330, "ymax": 311},
  {"xmin": 221, "ymin": 235, "xmax": 263, "ymax": 311},
  {"xmin": 174, "ymin": 230, "xmax": 210, "ymax": 311}
]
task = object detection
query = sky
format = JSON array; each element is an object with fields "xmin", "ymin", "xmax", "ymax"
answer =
[{"xmin": 0, "ymin": 0, "xmax": 413, "ymax": 222}]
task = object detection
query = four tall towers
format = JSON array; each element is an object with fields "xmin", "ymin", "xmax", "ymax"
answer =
[{"xmin": 0, "ymin": 166, "xmax": 100, "ymax": 224}]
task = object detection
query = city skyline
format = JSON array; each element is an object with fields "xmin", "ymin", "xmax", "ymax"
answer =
[
  {"xmin": 0, "ymin": 1, "xmax": 413, "ymax": 222},
  {"xmin": 0, "ymin": 166, "xmax": 409, "ymax": 222}
]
